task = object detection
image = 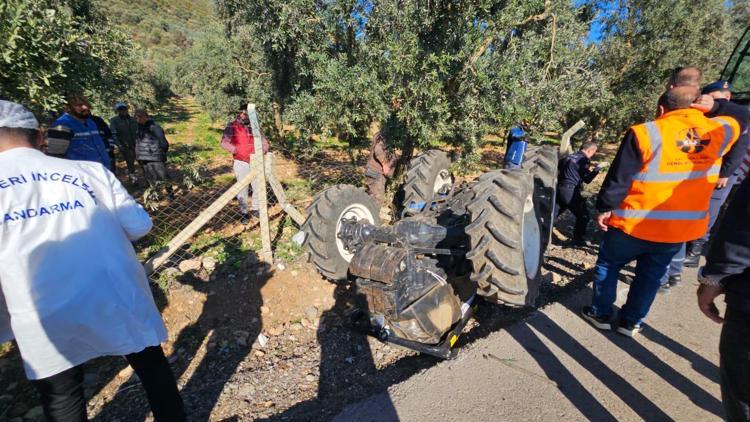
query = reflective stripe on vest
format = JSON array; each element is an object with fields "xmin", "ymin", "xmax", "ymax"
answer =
[
  {"xmin": 612, "ymin": 209, "xmax": 708, "ymax": 220},
  {"xmin": 712, "ymin": 117, "xmax": 737, "ymax": 157},
  {"xmin": 607, "ymin": 110, "xmax": 740, "ymax": 243}
]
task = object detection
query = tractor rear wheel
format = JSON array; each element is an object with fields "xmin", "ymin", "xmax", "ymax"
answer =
[
  {"xmin": 465, "ymin": 169, "xmax": 543, "ymax": 306},
  {"xmin": 525, "ymin": 146, "xmax": 558, "ymax": 248},
  {"xmin": 302, "ymin": 185, "xmax": 381, "ymax": 280},
  {"xmin": 402, "ymin": 150, "xmax": 452, "ymax": 214}
]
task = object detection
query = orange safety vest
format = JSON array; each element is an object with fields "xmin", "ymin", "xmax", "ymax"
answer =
[{"xmin": 608, "ymin": 108, "xmax": 740, "ymax": 243}]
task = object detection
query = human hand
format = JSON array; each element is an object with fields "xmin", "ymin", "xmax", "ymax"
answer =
[
  {"xmin": 596, "ymin": 211, "xmax": 611, "ymax": 231},
  {"xmin": 691, "ymin": 94, "xmax": 715, "ymax": 113},
  {"xmin": 382, "ymin": 164, "xmax": 393, "ymax": 177},
  {"xmin": 697, "ymin": 284, "xmax": 725, "ymax": 323},
  {"xmin": 716, "ymin": 177, "xmax": 729, "ymax": 189}
]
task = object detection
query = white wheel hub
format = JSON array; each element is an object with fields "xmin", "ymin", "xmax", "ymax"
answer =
[
  {"xmin": 335, "ymin": 203, "xmax": 375, "ymax": 261},
  {"xmin": 433, "ymin": 169, "xmax": 452, "ymax": 194}
]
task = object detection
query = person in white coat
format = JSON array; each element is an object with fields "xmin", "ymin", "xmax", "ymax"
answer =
[{"xmin": 0, "ymin": 100, "xmax": 184, "ymax": 421}]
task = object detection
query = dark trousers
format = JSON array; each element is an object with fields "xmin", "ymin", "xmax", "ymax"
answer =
[
  {"xmin": 140, "ymin": 161, "xmax": 173, "ymax": 197},
  {"xmin": 720, "ymin": 307, "xmax": 750, "ymax": 421},
  {"xmin": 555, "ymin": 184, "xmax": 590, "ymax": 241},
  {"xmin": 30, "ymin": 346, "xmax": 185, "ymax": 422},
  {"xmin": 365, "ymin": 171, "xmax": 386, "ymax": 209},
  {"xmin": 120, "ymin": 145, "xmax": 137, "ymax": 175}
]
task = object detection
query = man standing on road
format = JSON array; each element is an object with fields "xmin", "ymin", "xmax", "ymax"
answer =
[
  {"xmin": 683, "ymin": 80, "xmax": 750, "ymax": 267},
  {"xmin": 134, "ymin": 108, "xmax": 174, "ymax": 199},
  {"xmin": 50, "ymin": 94, "xmax": 111, "ymax": 168},
  {"xmin": 221, "ymin": 103, "xmax": 269, "ymax": 223},
  {"xmin": 697, "ymin": 175, "xmax": 750, "ymax": 421},
  {"xmin": 365, "ymin": 131, "xmax": 397, "ymax": 210},
  {"xmin": 582, "ymin": 86, "xmax": 742, "ymax": 337},
  {"xmin": 0, "ymin": 100, "xmax": 185, "ymax": 421},
  {"xmin": 554, "ymin": 141, "xmax": 604, "ymax": 246},
  {"xmin": 110, "ymin": 102, "xmax": 139, "ymax": 183}
]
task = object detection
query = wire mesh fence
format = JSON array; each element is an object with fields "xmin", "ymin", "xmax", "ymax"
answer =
[{"xmin": 126, "ymin": 139, "xmax": 370, "ymax": 288}]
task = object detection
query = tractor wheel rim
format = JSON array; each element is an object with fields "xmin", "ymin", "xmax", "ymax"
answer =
[
  {"xmin": 433, "ymin": 169, "xmax": 452, "ymax": 193},
  {"xmin": 522, "ymin": 195, "xmax": 542, "ymax": 280},
  {"xmin": 335, "ymin": 204, "xmax": 375, "ymax": 261}
]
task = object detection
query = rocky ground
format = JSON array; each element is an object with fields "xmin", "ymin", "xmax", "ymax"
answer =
[{"xmin": 0, "ymin": 207, "xmax": 607, "ymax": 422}]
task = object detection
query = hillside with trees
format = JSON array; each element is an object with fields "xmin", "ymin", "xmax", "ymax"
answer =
[{"xmin": 2, "ymin": 0, "xmax": 748, "ymax": 157}]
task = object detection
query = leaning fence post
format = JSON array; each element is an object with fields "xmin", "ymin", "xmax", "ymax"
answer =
[
  {"xmin": 560, "ymin": 120, "xmax": 585, "ymax": 156},
  {"xmin": 247, "ymin": 104, "xmax": 274, "ymax": 264}
]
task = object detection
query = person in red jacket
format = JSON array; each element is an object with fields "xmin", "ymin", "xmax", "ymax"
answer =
[{"xmin": 221, "ymin": 104, "xmax": 269, "ymax": 223}]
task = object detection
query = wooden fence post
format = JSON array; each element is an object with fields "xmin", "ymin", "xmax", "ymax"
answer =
[
  {"xmin": 560, "ymin": 120, "xmax": 585, "ymax": 156},
  {"xmin": 142, "ymin": 166, "xmax": 260, "ymax": 274},
  {"xmin": 247, "ymin": 104, "xmax": 274, "ymax": 264}
]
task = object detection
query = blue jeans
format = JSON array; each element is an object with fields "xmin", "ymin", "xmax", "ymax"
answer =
[
  {"xmin": 660, "ymin": 243, "xmax": 685, "ymax": 285},
  {"xmin": 591, "ymin": 228, "xmax": 683, "ymax": 325}
]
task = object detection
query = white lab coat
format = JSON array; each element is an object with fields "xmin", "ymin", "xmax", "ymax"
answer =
[{"xmin": 0, "ymin": 147, "xmax": 166, "ymax": 380}]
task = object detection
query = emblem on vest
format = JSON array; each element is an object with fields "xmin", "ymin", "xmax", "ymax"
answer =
[{"xmin": 676, "ymin": 128, "xmax": 710, "ymax": 154}]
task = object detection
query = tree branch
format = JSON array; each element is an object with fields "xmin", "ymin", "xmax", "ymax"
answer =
[{"xmin": 467, "ymin": 0, "xmax": 553, "ymax": 68}]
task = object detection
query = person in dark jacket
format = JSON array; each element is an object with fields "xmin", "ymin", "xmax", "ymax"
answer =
[
  {"xmin": 698, "ymin": 175, "xmax": 750, "ymax": 421},
  {"xmin": 134, "ymin": 109, "xmax": 173, "ymax": 199},
  {"xmin": 683, "ymin": 81, "xmax": 750, "ymax": 267},
  {"xmin": 90, "ymin": 114, "xmax": 115, "ymax": 172},
  {"xmin": 365, "ymin": 131, "xmax": 396, "ymax": 210},
  {"xmin": 554, "ymin": 141, "xmax": 603, "ymax": 246},
  {"xmin": 110, "ymin": 102, "xmax": 139, "ymax": 182}
]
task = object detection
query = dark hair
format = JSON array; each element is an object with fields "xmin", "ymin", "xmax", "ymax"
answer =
[
  {"xmin": 580, "ymin": 140, "xmax": 598, "ymax": 151},
  {"xmin": 134, "ymin": 108, "xmax": 149, "ymax": 117},
  {"xmin": 669, "ymin": 66, "xmax": 702, "ymax": 87},
  {"xmin": 0, "ymin": 127, "xmax": 38, "ymax": 145},
  {"xmin": 665, "ymin": 86, "xmax": 700, "ymax": 110},
  {"xmin": 240, "ymin": 103, "xmax": 248, "ymax": 112},
  {"xmin": 65, "ymin": 92, "xmax": 88, "ymax": 105}
]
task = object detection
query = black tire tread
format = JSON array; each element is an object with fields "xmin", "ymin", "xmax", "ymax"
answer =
[
  {"xmin": 301, "ymin": 184, "xmax": 380, "ymax": 280},
  {"xmin": 466, "ymin": 169, "xmax": 535, "ymax": 307},
  {"xmin": 402, "ymin": 150, "xmax": 452, "ymax": 213}
]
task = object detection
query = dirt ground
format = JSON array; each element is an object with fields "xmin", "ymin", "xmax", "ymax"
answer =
[
  {"xmin": 0, "ymin": 117, "xmax": 613, "ymax": 421},
  {"xmin": 0, "ymin": 206, "xmax": 604, "ymax": 421}
]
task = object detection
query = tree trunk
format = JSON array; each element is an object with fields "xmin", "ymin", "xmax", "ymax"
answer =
[{"xmin": 272, "ymin": 101, "xmax": 284, "ymax": 139}]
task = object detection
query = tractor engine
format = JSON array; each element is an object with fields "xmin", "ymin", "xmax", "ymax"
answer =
[{"xmin": 338, "ymin": 219, "xmax": 468, "ymax": 344}]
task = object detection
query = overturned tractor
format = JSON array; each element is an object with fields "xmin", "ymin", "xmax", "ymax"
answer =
[{"xmin": 301, "ymin": 146, "xmax": 558, "ymax": 358}]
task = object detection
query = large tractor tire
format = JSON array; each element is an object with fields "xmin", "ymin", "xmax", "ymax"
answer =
[
  {"xmin": 525, "ymin": 146, "xmax": 558, "ymax": 248},
  {"xmin": 402, "ymin": 150, "xmax": 453, "ymax": 214},
  {"xmin": 465, "ymin": 169, "xmax": 544, "ymax": 307},
  {"xmin": 302, "ymin": 185, "xmax": 381, "ymax": 280}
]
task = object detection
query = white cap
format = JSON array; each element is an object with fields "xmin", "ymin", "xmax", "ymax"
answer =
[{"xmin": 0, "ymin": 100, "xmax": 39, "ymax": 130}]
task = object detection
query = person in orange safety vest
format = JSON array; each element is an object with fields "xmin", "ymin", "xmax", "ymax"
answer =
[{"xmin": 581, "ymin": 85, "xmax": 742, "ymax": 337}]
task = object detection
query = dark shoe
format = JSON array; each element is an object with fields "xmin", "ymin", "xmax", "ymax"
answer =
[
  {"xmin": 657, "ymin": 283, "xmax": 670, "ymax": 294},
  {"xmin": 581, "ymin": 306, "xmax": 612, "ymax": 330},
  {"xmin": 616, "ymin": 319, "xmax": 642, "ymax": 337},
  {"xmin": 684, "ymin": 240, "xmax": 705, "ymax": 268},
  {"xmin": 667, "ymin": 274, "xmax": 682, "ymax": 287},
  {"xmin": 240, "ymin": 213, "xmax": 250, "ymax": 224},
  {"xmin": 683, "ymin": 253, "xmax": 701, "ymax": 268},
  {"xmin": 566, "ymin": 238, "xmax": 588, "ymax": 248}
]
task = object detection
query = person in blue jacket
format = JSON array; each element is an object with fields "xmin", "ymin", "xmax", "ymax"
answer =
[{"xmin": 50, "ymin": 94, "xmax": 111, "ymax": 169}]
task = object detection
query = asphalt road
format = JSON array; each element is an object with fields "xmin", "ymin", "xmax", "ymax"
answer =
[{"xmin": 335, "ymin": 266, "xmax": 725, "ymax": 421}]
